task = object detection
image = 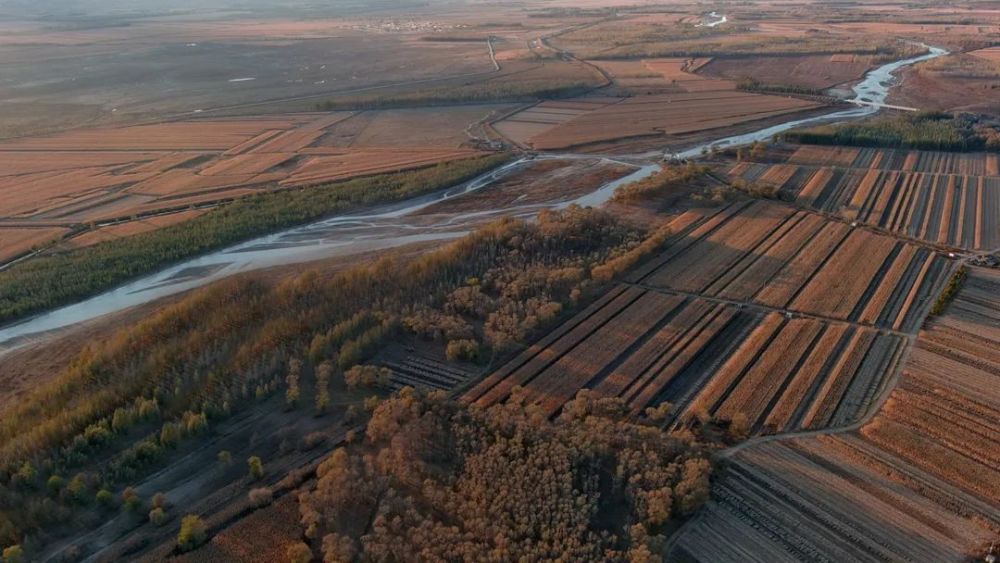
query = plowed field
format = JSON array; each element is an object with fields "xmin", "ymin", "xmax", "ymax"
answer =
[
  {"xmin": 726, "ymin": 146, "xmax": 1000, "ymax": 250},
  {"xmin": 671, "ymin": 267, "xmax": 1000, "ymax": 563},
  {"xmin": 0, "ymin": 112, "xmax": 487, "ymax": 259}
]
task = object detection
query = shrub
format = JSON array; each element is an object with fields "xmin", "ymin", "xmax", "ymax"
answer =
[
  {"xmin": 177, "ymin": 514, "xmax": 207, "ymax": 552},
  {"xmin": 286, "ymin": 542, "xmax": 312, "ymax": 563},
  {"xmin": 344, "ymin": 365, "xmax": 391, "ymax": 389},
  {"xmin": 149, "ymin": 507, "xmax": 166, "ymax": 526},
  {"xmin": 610, "ymin": 163, "xmax": 709, "ymax": 203},
  {"xmin": 95, "ymin": 489, "xmax": 115, "ymax": 508},
  {"xmin": 248, "ymin": 456, "xmax": 264, "ymax": 480},
  {"xmin": 122, "ymin": 487, "xmax": 142, "ymax": 513},
  {"xmin": 2, "ymin": 545, "xmax": 24, "ymax": 563},
  {"xmin": 46, "ymin": 475, "xmax": 65, "ymax": 496},
  {"xmin": 930, "ymin": 267, "xmax": 967, "ymax": 316},
  {"xmin": 445, "ymin": 339, "xmax": 481, "ymax": 362},
  {"xmin": 301, "ymin": 432, "xmax": 327, "ymax": 451},
  {"xmin": 248, "ymin": 488, "xmax": 273, "ymax": 508},
  {"xmin": 14, "ymin": 462, "xmax": 35, "ymax": 487},
  {"xmin": 151, "ymin": 492, "xmax": 168, "ymax": 510},
  {"xmin": 65, "ymin": 474, "xmax": 88, "ymax": 504}
]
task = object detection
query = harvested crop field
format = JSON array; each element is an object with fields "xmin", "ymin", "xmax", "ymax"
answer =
[
  {"xmin": 0, "ymin": 112, "xmax": 488, "ymax": 236},
  {"xmin": 726, "ymin": 146, "xmax": 1000, "ymax": 249},
  {"xmin": 971, "ymin": 46, "xmax": 1000, "ymax": 63},
  {"xmin": 491, "ymin": 98, "xmax": 617, "ymax": 146},
  {"xmin": 670, "ymin": 267, "xmax": 1000, "ymax": 563},
  {"xmin": 631, "ymin": 201, "xmax": 952, "ymax": 330},
  {"xmin": 529, "ymin": 92, "xmax": 820, "ymax": 150},
  {"xmin": 280, "ymin": 147, "xmax": 481, "ymax": 187},
  {"xmin": 61, "ymin": 209, "xmax": 209, "ymax": 249},
  {"xmin": 699, "ymin": 53, "xmax": 876, "ymax": 90},
  {"xmin": 0, "ymin": 226, "xmax": 69, "ymax": 262},
  {"xmin": 463, "ymin": 284, "xmax": 905, "ymax": 433},
  {"xmin": 464, "ymin": 200, "xmax": 953, "ymax": 428},
  {"xmin": 316, "ymin": 105, "xmax": 515, "ymax": 148},
  {"xmin": 890, "ymin": 53, "xmax": 1000, "ymax": 113},
  {"xmin": 588, "ymin": 57, "xmax": 733, "ymax": 94}
]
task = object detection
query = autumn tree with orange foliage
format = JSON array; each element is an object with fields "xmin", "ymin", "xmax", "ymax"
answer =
[{"xmin": 298, "ymin": 388, "xmax": 713, "ymax": 561}]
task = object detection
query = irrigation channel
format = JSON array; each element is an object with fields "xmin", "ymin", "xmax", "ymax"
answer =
[{"xmin": 0, "ymin": 43, "xmax": 947, "ymax": 354}]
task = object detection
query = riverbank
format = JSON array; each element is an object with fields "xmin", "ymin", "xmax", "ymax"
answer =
[{"xmin": 0, "ymin": 44, "xmax": 948, "ymax": 356}]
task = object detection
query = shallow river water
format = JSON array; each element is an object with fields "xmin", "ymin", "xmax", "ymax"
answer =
[{"xmin": 0, "ymin": 44, "xmax": 947, "ymax": 354}]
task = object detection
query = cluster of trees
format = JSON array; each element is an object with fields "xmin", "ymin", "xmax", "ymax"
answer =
[
  {"xmin": 594, "ymin": 35, "xmax": 924, "ymax": 60},
  {"xmin": 930, "ymin": 266, "xmax": 967, "ymax": 316},
  {"xmin": 315, "ymin": 79, "xmax": 600, "ymax": 111},
  {"xmin": 297, "ymin": 388, "xmax": 714, "ymax": 562},
  {"xmin": 394, "ymin": 206, "xmax": 645, "ymax": 355},
  {"xmin": 785, "ymin": 112, "xmax": 1000, "ymax": 152},
  {"xmin": 0, "ymin": 154, "xmax": 510, "ymax": 325},
  {"xmin": 0, "ymin": 206, "xmax": 654, "ymax": 553},
  {"xmin": 729, "ymin": 178, "xmax": 790, "ymax": 201},
  {"xmin": 735, "ymin": 76, "xmax": 823, "ymax": 96},
  {"xmin": 610, "ymin": 163, "xmax": 709, "ymax": 203}
]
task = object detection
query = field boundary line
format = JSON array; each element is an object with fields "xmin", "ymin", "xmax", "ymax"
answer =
[{"xmin": 621, "ymin": 282, "xmax": 914, "ymax": 338}]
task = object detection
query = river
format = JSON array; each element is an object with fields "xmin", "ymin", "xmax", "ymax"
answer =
[{"xmin": 0, "ymin": 42, "xmax": 947, "ymax": 354}]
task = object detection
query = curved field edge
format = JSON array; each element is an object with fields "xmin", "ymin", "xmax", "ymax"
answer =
[{"xmin": 0, "ymin": 153, "xmax": 511, "ymax": 326}]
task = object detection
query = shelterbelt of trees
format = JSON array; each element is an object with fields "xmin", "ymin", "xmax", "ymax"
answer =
[
  {"xmin": 0, "ymin": 205, "xmax": 675, "ymax": 553},
  {"xmin": 315, "ymin": 79, "xmax": 600, "ymax": 111},
  {"xmin": 297, "ymin": 388, "xmax": 713, "ymax": 562},
  {"xmin": 785, "ymin": 112, "xmax": 1000, "ymax": 152},
  {"xmin": 0, "ymin": 154, "xmax": 510, "ymax": 325}
]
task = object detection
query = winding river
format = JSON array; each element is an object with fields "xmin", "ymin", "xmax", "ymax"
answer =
[{"xmin": 0, "ymin": 43, "xmax": 947, "ymax": 355}]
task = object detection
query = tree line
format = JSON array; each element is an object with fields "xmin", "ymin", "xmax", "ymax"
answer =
[
  {"xmin": 0, "ymin": 205, "xmax": 665, "ymax": 554},
  {"xmin": 0, "ymin": 154, "xmax": 510, "ymax": 325},
  {"xmin": 785, "ymin": 112, "xmax": 1000, "ymax": 152},
  {"xmin": 315, "ymin": 79, "xmax": 600, "ymax": 111}
]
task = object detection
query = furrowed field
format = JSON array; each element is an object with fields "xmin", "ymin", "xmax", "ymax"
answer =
[
  {"xmin": 671, "ymin": 267, "xmax": 1000, "ymax": 563},
  {"xmin": 725, "ymin": 146, "xmax": 1000, "ymax": 249},
  {"xmin": 464, "ymin": 201, "xmax": 953, "ymax": 433}
]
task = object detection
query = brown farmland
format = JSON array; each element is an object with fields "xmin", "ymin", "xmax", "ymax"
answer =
[
  {"xmin": 0, "ymin": 227, "xmax": 70, "ymax": 263},
  {"xmin": 496, "ymin": 91, "xmax": 822, "ymax": 151},
  {"xmin": 463, "ymin": 201, "xmax": 942, "ymax": 430},
  {"xmin": 726, "ymin": 146, "xmax": 1000, "ymax": 249},
  {"xmin": 0, "ymin": 112, "xmax": 487, "ymax": 264},
  {"xmin": 699, "ymin": 53, "xmax": 877, "ymax": 90},
  {"xmin": 632, "ymin": 201, "xmax": 951, "ymax": 330},
  {"xmin": 670, "ymin": 267, "xmax": 1000, "ymax": 563}
]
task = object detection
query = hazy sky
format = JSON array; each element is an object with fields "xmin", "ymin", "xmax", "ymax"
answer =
[{"xmin": 0, "ymin": 0, "xmax": 430, "ymax": 21}]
